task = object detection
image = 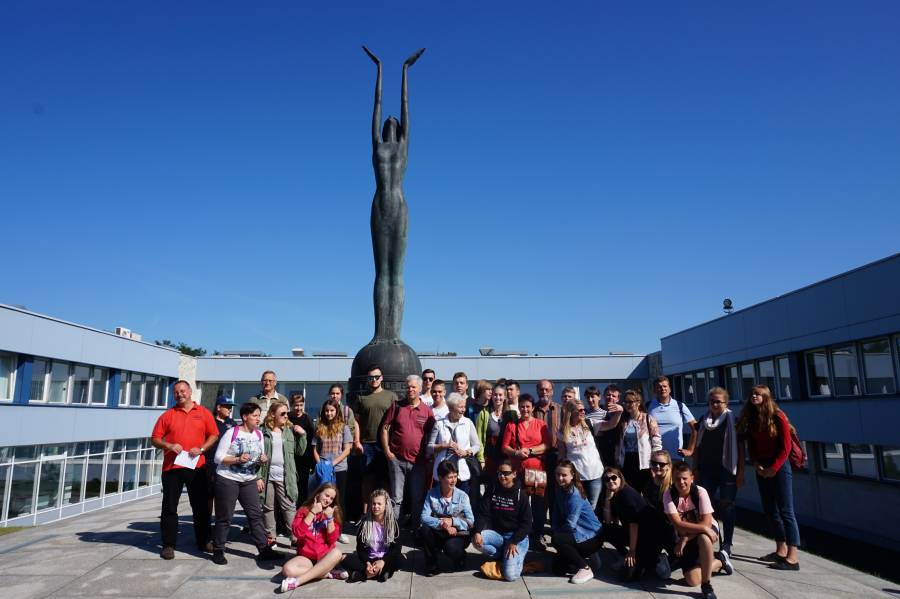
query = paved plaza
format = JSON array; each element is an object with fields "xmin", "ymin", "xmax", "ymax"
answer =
[{"xmin": 0, "ymin": 496, "xmax": 895, "ymax": 599}]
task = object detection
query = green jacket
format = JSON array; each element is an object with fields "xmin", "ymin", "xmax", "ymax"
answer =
[{"xmin": 259, "ymin": 424, "xmax": 307, "ymax": 504}]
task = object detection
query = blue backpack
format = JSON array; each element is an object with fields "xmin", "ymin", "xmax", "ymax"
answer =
[{"xmin": 309, "ymin": 459, "xmax": 336, "ymax": 492}]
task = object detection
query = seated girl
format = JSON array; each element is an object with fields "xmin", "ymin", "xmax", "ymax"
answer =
[
  {"xmin": 599, "ymin": 466, "xmax": 664, "ymax": 581},
  {"xmin": 472, "ymin": 459, "xmax": 532, "ymax": 581},
  {"xmin": 280, "ymin": 483, "xmax": 346, "ymax": 593},
  {"xmin": 550, "ymin": 460, "xmax": 603, "ymax": 585},
  {"xmin": 343, "ymin": 489, "xmax": 404, "ymax": 582},
  {"xmin": 663, "ymin": 462, "xmax": 728, "ymax": 599}
]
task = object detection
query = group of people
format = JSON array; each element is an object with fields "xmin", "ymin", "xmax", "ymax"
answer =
[{"xmin": 152, "ymin": 369, "xmax": 801, "ymax": 599}]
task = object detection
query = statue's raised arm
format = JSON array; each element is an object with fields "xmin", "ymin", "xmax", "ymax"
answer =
[
  {"xmin": 363, "ymin": 46, "xmax": 382, "ymax": 146},
  {"xmin": 401, "ymin": 48, "xmax": 425, "ymax": 139}
]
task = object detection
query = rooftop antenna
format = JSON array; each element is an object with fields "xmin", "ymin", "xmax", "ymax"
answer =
[{"xmin": 723, "ymin": 298, "xmax": 734, "ymax": 315}]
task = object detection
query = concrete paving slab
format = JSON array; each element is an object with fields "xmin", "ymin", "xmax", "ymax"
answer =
[
  {"xmin": 741, "ymin": 568, "xmax": 897, "ymax": 598},
  {"xmin": 48, "ymin": 560, "xmax": 197, "ymax": 597},
  {"xmin": 0, "ymin": 575, "xmax": 76, "ymax": 599},
  {"xmin": 0, "ymin": 545, "xmax": 127, "ymax": 576}
]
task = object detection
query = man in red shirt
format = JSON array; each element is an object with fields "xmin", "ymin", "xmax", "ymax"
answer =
[
  {"xmin": 151, "ymin": 380, "xmax": 219, "ymax": 559},
  {"xmin": 382, "ymin": 374, "xmax": 435, "ymax": 529}
]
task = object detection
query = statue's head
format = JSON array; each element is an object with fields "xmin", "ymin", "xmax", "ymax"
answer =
[{"xmin": 382, "ymin": 116, "xmax": 400, "ymax": 142}]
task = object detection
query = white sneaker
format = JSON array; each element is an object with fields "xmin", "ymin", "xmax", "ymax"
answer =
[
  {"xmin": 280, "ymin": 577, "xmax": 298, "ymax": 593},
  {"xmin": 655, "ymin": 553, "xmax": 671, "ymax": 579},
  {"xmin": 570, "ymin": 566, "xmax": 593, "ymax": 584},
  {"xmin": 717, "ymin": 549, "xmax": 734, "ymax": 575},
  {"xmin": 330, "ymin": 568, "xmax": 349, "ymax": 580},
  {"xmin": 339, "ymin": 534, "xmax": 350, "ymax": 544}
]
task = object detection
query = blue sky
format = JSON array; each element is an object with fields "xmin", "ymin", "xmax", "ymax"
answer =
[{"xmin": 2, "ymin": 2, "xmax": 898, "ymax": 357}]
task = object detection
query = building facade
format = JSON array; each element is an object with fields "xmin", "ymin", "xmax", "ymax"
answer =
[{"xmin": 661, "ymin": 253, "xmax": 900, "ymax": 551}]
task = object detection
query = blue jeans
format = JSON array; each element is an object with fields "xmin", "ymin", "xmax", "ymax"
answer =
[
  {"xmin": 697, "ymin": 466, "xmax": 737, "ymax": 553},
  {"xmin": 582, "ymin": 478, "xmax": 602, "ymax": 510},
  {"xmin": 479, "ymin": 529, "xmax": 529, "ymax": 581},
  {"xmin": 756, "ymin": 460, "xmax": 801, "ymax": 548}
]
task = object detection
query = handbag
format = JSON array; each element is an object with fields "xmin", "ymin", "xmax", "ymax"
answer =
[{"xmin": 449, "ymin": 423, "xmax": 482, "ymax": 479}]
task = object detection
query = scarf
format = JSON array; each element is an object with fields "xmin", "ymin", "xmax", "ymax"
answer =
[{"xmin": 695, "ymin": 409, "xmax": 738, "ymax": 475}]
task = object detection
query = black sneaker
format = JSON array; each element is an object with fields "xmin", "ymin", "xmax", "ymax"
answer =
[
  {"xmin": 424, "ymin": 565, "xmax": 439, "ymax": 577},
  {"xmin": 769, "ymin": 559, "xmax": 800, "ymax": 571},
  {"xmin": 160, "ymin": 546, "xmax": 175, "ymax": 560},
  {"xmin": 347, "ymin": 570, "xmax": 365, "ymax": 583},
  {"xmin": 257, "ymin": 546, "xmax": 281, "ymax": 561},
  {"xmin": 701, "ymin": 581, "xmax": 717, "ymax": 599},
  {"xmin": 378, "ymin": 569, "xmax": 394, "ymax": 582},
  {"xmin": 212, "ymin": 550, "xmax": 227, "ymax": 565}
]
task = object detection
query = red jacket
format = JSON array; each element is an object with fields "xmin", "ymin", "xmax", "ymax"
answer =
[
  {"xmin": 746, "ymin": 410, "xmax": 791, "ymax": 472},
  {"xmin": 292, "ymin": 507, "xmax": 341, "ymax": 561}
]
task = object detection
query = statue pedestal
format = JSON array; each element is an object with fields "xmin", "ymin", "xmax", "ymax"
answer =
[{"xmin": 349, "ymin": 338, "xmax": 422, "ymax": 399}]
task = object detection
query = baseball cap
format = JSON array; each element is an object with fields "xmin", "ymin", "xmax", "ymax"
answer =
[{"xmin": 215, "ymin": 395, "xmax": 235, "ymax": 407}]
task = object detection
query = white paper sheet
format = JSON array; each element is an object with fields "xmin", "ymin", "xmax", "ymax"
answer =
[{"xmin": 173, "ymin": 450, "xmax": 201, "ymax": 470}]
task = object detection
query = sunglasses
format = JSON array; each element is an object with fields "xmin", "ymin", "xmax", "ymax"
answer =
[
  {"xmin": 577, "ymin": 408, "xmax": 586, "ymax": 413},
  {"xmin": 497, "ymin": 470, "xmax": 514, "ymax": 477},
  {"xmin": 276, "ymin": 411, "xmax": 288, "ymax": 417},
  {"xmin": 423, "ymin": 376, "xmax": 435, "ymax": 381},
  {"xmin": 650, "ymin": 461, "xmax": 670, "ymax": 468},
  {"xmin": 367, "ymin": 375, "xmax": 382, "ymax": 381},
  {"xmin": 603, "ymin": 475, "xmax": 619, "ymax": 482}
]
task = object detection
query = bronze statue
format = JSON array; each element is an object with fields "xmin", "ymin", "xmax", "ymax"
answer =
[{"xmin": 363, "ymin": 46, "xmax": 424, "ymax": 341}]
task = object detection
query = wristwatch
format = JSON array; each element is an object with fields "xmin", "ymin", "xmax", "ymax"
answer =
[{"xmin": 528, "ymin": 448, "xmax": 534, "ymax": 457}]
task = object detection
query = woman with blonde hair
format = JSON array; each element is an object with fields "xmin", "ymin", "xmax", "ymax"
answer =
[
  {"xmin": 559, "ymin": 398, "xmax": 620, "ymax": 508},
  {"xmin": 259, "ymin": 399, "xmax": 307, "ymax": 547},
  {"xmin": 736, "ymin": 385, "xmax": 800, "ymax": 570},
  {"xmin": 614, "ymin": 389, "xmax": 662, "ymax": 491}
]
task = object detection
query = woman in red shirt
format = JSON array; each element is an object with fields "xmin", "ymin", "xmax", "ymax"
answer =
[
  {"xmin": 736, "ymin": 385, "xmax": 800, "ymax": 571},
  {"xmin": 280, "ymin": 483, "xmax": 346, "ymax": 592},
  {"xmin": 501, "ymin": 394, "xmax": 551, "ymax": 551}
]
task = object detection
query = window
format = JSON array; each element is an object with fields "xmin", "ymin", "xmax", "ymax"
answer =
[
  {"xmin": 118, "ymin": 371, "xmax": 128, "ymax": 405},
  {"xmin": 127, "ymin": 373, "xmax": 143, "ymax": 406},
  {"xmin": 805, "ymin": 350, "xmax": 831, "ymax": 396},
  {"xmin": 90, "ymin": 368, "xmax": 108, "ymax": 404},
  {"xmin": 694, "ymin": 371, "xmax": 707, "ymax": 404},
  {"xmin": 64, "ymin": 457, "xmax": 85, "ymax": 504},
  {"xmin": 820, "ymin": 443, "xmax": 845, "ymax": 473},
  {"xmin": 881, "ymin": 446, "xmax": 900, "ymax": 482},
  {"xmin": 144, "ymin": 377, "xmax": 157, "ymax": 407},
  {"xmin": 831, "ymin": 346, "xmax": 860, "ymax": 396},
  {"xmin": 156, "ymin": 378, "xmax": 169, "ymax": 407},
  {"xmin": 30, "ymin": 358, "xmax": 48, "ymax": 402},
  {"xmin": 671, "ymin": 376, "xmax": 683, "ymax": 405},
  {"xmin": 741, "ymin": 362, "xmax": 755, "ymax": 398},
  {"xmin": 683, "ymin": 373, "xmax": 695, "ymax": 404},
  {"xmin": 707, "ymin": 369, "xmax": 718, "ymax": 391},
  {"xmin": 758, "ymin": 360, "xmax": 776, "ymax": 394},
  {"xmin": 48, "ymin": 361, "xmax": 71, "ymax": 403},
  {"xmin": 848, "ymin": 444, "xmax": 877, "ymax": 478},
  {"xmin": 8, "ymin": 462, "xmax": 37, "ymax": 518},
  {"xmin": 0, "ymin": 352, "xmax": 16, "ymax": 401},
  {"xmin": 861, "ymin": 338, "xmax": 896, "ymax": 395},
  {"xmin": 122, "ymin": 450, "xmax": 139, "ymax": 492},
  {"xmin": 104, "ymin": 452, "xmax": 122, "ymax": 495},
  {"xmin": 36, "ymin": 461, "xmax": 62, "ymax": 510},
  {"xmin": 84, "ymin": 454, "xmax": 104, "ymax": 500},
  {"xmin": 726, "ymin": 365, "xmax": 741, "ymax": 402},
  {"xmin": 777, "ymin": 356, "xmax": 792, "ymax": 399},
  {"xmin": 72, "ymin": 365, "xmax": 91, "ymax": 404}
]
